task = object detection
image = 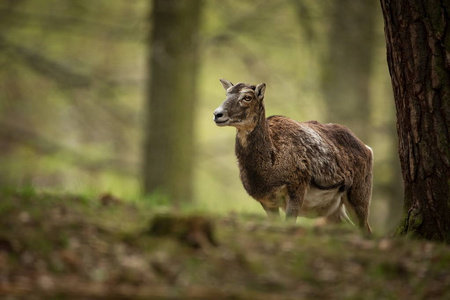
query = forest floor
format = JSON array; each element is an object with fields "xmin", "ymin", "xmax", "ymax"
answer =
[{"xmin": 1, "ymin": 190, "xmax": 449, "ymax": 300}]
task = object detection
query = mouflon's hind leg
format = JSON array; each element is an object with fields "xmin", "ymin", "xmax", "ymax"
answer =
[
  {"xmin": 325, "ymin": 202, "xmax": 355, "ymax": 226},
  {"xmin": 346, "ymin": 174, "xmax": 373, "ymax": 234}
]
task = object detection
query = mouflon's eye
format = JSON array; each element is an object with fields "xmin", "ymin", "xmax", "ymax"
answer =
[{"xmin": 243, "ymin": 96, "xmax": 252, "ymax": 102}]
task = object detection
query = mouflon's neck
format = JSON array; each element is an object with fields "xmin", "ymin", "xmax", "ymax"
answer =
[{"xmin": 235, "ymin": 109, "xmax": 273, "ymax": 161}]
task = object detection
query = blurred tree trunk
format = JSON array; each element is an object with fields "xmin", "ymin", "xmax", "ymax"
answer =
[
  {"xmin": 381, "ymin": 0, "xmax": 450, "ymax": 242},
  {"xmin": 0, "ymin": 3, "xmax": 14, "ymax": 188},
  {"xmin": 143, "ymin": 0, "xmax": 202, "ymax": 204},
  {"xmin": 0, "ymin": 0, "xmax": 31, "ymax": 188},
  {"xmin": 321, "ymin": 0, "xmax": 378, "ymax": 141}
]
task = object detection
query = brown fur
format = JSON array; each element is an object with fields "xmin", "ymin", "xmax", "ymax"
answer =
[{"xmin": 213, "ymin": 79, "xmax": 373, "ymax": 233}]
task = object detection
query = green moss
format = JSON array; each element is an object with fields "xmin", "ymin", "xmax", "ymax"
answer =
[{"xmin": 395, "ymin": 212, "xmax": 409, "ymax": 236}]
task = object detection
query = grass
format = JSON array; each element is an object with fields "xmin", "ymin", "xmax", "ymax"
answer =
[{"xmin": 0, "ymin": 188, "xmax": 449, "ymax": 299}]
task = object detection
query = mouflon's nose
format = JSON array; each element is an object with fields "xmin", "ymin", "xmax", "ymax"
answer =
[
  {"xmin": 213, "ymin": 107, "xmax": 226, "ymax": 121},
  {"xmin": 213, "ymin": 109, "xmax": 224, "ymax": 121},
  {"xmin": 213, "ymin": 107, "xmax": 229, "ymax": 125}
]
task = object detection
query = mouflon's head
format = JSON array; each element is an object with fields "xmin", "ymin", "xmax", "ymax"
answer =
[{"xmin": 213, "ymin": 79, "xmax": 266, "ymax": 130}]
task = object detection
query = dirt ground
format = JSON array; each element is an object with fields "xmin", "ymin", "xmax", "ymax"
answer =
[{"xmin": 1, "ymin": 190, "xmax": 449, "ymax": 299}]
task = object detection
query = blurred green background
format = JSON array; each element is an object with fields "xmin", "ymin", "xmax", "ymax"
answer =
[{"xmin": 0, "ymin": 0, "xmax": 402, "ymax": 233}]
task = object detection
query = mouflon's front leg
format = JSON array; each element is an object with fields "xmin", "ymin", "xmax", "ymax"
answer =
[
  {"xmin": 260, "ymin": 202, "xmax": 280, "ymax": 218},
  {"xmin": 285, "ymin": 182, "xmax": 307, "ymax": 223}
]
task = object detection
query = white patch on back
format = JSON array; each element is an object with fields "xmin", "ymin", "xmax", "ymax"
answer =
[
  {"xmin": 298, "ymin": 124, "xmax": 334, "ymax": 176},
  {"xmin": 300, "ymin": 124, "xmax": 329, "ymax": 155}
]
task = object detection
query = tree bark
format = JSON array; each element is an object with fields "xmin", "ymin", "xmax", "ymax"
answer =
[
  {"xmin": 380, "ymin": 0, "xmax": 450, "ymax": 242},
  {"xmin": 143, "ymin": 0, "xmax": 202, "ymax": 203}
]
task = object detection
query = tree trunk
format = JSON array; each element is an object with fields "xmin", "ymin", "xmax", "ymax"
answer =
[
  {"xmin": 380, "ymin": 0, "xmax": 450, "ymax": 242},
  {"xmin": 0, "ymin": 0, "xmax": 34, "ymax": 188},
  {"xmin": 143, "ymin": 0, "xmax": 202, "ymax": 204}
]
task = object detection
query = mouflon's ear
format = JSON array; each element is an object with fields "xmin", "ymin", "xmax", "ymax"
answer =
[
  {"xmin": 219, "ymin": 79, "xmax": 233, "ymax": 91},
  {"xmin": 255, "ymin": 83, "xmax": 266, "ymax": 100}
]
